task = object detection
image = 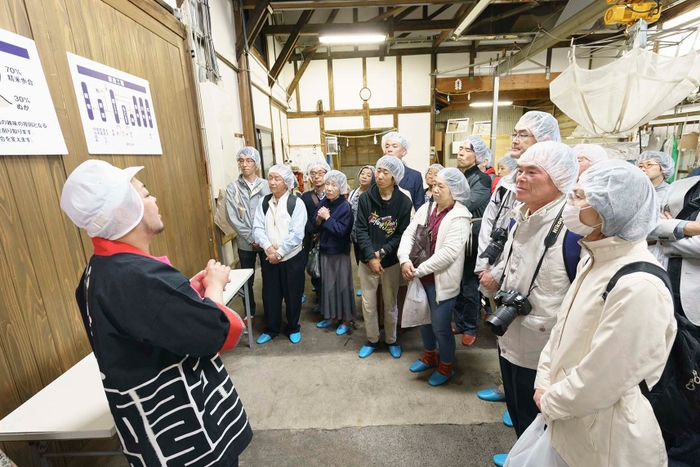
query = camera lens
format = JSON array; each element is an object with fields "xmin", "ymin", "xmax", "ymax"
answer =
[{"xmin": 486, "ymin": 305, "xmax": 519, "ymax": 336}]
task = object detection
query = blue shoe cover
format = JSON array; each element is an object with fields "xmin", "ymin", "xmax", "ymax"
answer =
[
  {"xmin": 289, "ymin": 332, "xmax": 301, "ymax": 344},
  {"xmin": 388, "ymin": 344, "xmax": 402, "ymax": 359},
  {"xmin": 336, "ymin": 324, "xmax": 350, "ymax": 335},
  {"xmin": 409, "ymin": 359, "xmax": 432, "ymax": 373},
  {"xmin": 428, "ymin": 369, "xmax": 454, "ymax": 386},
  {"xmin": 478, "ymin": 388, "xmax": 506, "ymax": 402},
  {"xmin": 358, "ymin": 344, "xmax": 377, "ymax": 358},
  {"xmin": 256, "ymin": 333, "xmax": 272, "ymax": 345},
  {"xmin": 316, "ymin": 319, "xmax": 334, "ymax": 328},
  {"xmin": 493, "ymin": 454, "xmax": 508, "ymax": 467},
  {"xmin": 503, "ymin": 410, "xmax": 513, "ymax": 427}
]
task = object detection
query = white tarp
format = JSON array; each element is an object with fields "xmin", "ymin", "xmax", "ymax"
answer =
[{"xmin": 550, "ymin": 47, "xmax": 700, "ymax": 136}]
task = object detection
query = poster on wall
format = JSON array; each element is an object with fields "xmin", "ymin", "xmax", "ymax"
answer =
[
  {"xmin": 66, "ymin": 52, "xmax": 162, "ymax": 155},
  {"xmin": 0, "ymin": 28, "xmax": 68, "ymax": 156}
]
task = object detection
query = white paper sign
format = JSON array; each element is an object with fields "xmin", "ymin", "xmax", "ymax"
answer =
[
  {"xmin": 0, "ymin": 28, "xmax": 68, "ymax": 156},
  {"xmin": 66, "ymin": 53, "xmax": 162, "ymax": 155}
]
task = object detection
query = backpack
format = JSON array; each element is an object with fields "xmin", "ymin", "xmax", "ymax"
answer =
[
  {"xmin": 262, "ymin": 193, "xmax": 298, "ymax": 216},
  {"xmin": 603, "ymin": 261, "xmax": 700, "ymax": 437}
]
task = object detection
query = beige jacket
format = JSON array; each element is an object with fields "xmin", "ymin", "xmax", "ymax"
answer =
[
  {"xmin": 498, "ymin": 194, "xmax": 574, "ymax": 370},
  {"xmin": 397, "ymin": 202, "xmax": 472, "ymax": 302},
  {"xmin": 536, "ymin": 238, "xmax": 676, "ymax": 467}
]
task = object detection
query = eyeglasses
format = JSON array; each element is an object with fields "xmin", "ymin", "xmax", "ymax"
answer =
[
  {"xmin": 511, "ymin": 132, "xmax": 535, "ymax": 140},
  {"xmin": 238, "ymin": 158, "xmax": 255, "ymax": 165},
  {"xmin": 638, "ymin": 162, "xmax": 660, "ymax": 170},
  {"xmin": 310, "ymin": 170, "xmax": 327, "ymax": 177}
]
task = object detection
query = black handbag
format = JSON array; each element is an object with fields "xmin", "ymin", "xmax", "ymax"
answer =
[
  {"xmin": 306, "ymin": 243, "xmax": 321, "ymax": 279},
  {"xmin": 409, "ymin": 202, "xmax": 433, "ymax": 268}
]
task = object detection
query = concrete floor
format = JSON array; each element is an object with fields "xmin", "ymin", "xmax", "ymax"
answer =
[{"xmin": 104, "ymin": 259, "xmax": 515, "ymax": 467}]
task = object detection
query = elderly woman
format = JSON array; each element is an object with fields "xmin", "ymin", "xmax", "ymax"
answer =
[
  {"xmin": 424, "ymin": 163, "xmax": 444, "ymax": 203},
  {"xmin": 314, "ymin": 170, "xmax": 356, "ymax": 335},
  {"xmin": 253, "ymin": 164, "xmax": 308, "ymax": 345},
  {"xmin": 574, "ymin": 144, "xmax": 608, "ymax": 177},
  {"xmin": 355, "ymin": 155, "xmax": 413, "ymax": 359},
  {"xmin": 398, "ymin": 168, "xmax": 472, "ymax": 386},
  {"xmin": 533, "ymin": 160, "xmax": 676, "ymax": 467},
  {"xmin": 638, "ymin": 151, "xmax": 675, "ymax": 200}
]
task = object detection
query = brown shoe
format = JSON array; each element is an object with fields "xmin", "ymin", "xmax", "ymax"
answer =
[
  {"xmin": 462, "ymin": 334, "xmax": 476, "ymax": 347},
  {"xmin": 452, "ymin": 327, "xmax": 462, "ymax": 335}
]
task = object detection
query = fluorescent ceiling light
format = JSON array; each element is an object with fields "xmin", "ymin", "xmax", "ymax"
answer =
[
  {"xmin": 469, "ymin": 101, "xmax": 513, "ymax": 107},
  {"xmin": 319, "ymin": 34, "xmax": 386, "ymax": 45}
]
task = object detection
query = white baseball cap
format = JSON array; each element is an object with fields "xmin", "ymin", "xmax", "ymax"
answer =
[{"xmin": 60, "ymin": 160, "xmax": 145, "ymax": 240}]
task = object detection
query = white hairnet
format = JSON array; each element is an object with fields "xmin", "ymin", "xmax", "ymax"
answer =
[
  {"xmin": 427, "ymin": 163, "xmax": 444, "ymax": 174},
  {"xmin": 381, "ymin": 131, "xmax": 410, "ymax": 152},
  {"xmin": 307, "ymin": 160, "xmax": 331, "ymax": 179},
  {"xmin": 519, "ymin": 142, "xmax": 579, "ymax": 194},
  {"xmin": 324, "ymin": 170, "xmax": 349, "ymax": 194},
  {"xmin": 516, "ymin": 111, "xmax": 561, "ymax": 142},
  {"xmin": 460, "ymin": 135, "xmax": 491, "ymax": 163},
  {"xmin": 61, "ymin": 160, "xmax": 144, "ymax": 240},
  {"xmin": 580, "ymin": 160, "xmax": 659, "ymax": 241},
  {"xmin": 498, "ymin": 156, "xmax": 519, "ymax": 172},
  {"xmin": 638, "ymin": 151, "xmax": 675, "ymax": 180},
  {"xmin": 574, "ymin": 144, "xmax": 608, "ymax": 165},
  {"xmin": 437, "ymin": 168, "xmax": 471, "ymax": 203},
  {"xmin": 237, "ymin": 146, "xmax": 261, "ymax": 168},
  {"xmin": 269, "ymin": 164, "xmax": 296, "ymax": 190},
  {"xmin": 376, "ymin": 155, "xmax": 405, "ymax": 183}
]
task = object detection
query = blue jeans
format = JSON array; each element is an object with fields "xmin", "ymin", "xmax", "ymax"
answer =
[
  {"xmin": 451, "ymin": 270, "xmax": 480, "ymax": 336},
  {"xmin": 420, "ymin": 284, "xmax": 457, "ymax": 364}
]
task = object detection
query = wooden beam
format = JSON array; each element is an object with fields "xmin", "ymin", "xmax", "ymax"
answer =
[
  {"xmin": 234, "ymin": 5, "xmax": 257, "ymax": 145},
  {"xmin": 433, "ymin": 3, "xmax": 471, "ymax": 48},
  {"xmin": 263, "ymin": 19, "xmax": 457, "ymax": 35},
  {"xmin": 496, "ymin": 0, "xmax": 609, "ymax": 73},
  {"xmin": 398, "ymin": 3, "xmax": 452, "ymax": 38},
  {"xmin": 463, "ymin": 2, "xmax": 541, "ymax": 35},
  {"xmin": 395, "ymin": 5, "xmax": 419, "ymax": 21},
  {"xmin": 368, "ymin": 6, "xmax": 409, "ymax": 22},
  {"xmin": 288, "ymin": 43, "xmax": 517, "ymax": 61},
  {"xmin": 287, "ymin": 105, "xmax": 432, "ymax": 119},
  {"xmin": 287, "ymin": 44, "xmax": 321, "ymax": 94},
  {"xmin": 436, "ymin": 72, "xmax": 560, "ymax": 93},
  {"xmin": 269, "ymin": 10, "xmax": 314, "ymax": 86},
  {"xmin": 245, "ymin": 0, "xmax": 560, "ymax": 9},
  {"xmin": 326, "ymin": 8, "xmax": 340, "ymax": 23},
  {"xmin": 236, "ymin": 0, "xmax": 270, "ymax": 60},
  {"xmin": 396, "ymin": 55, "xmax": 402, "ymax": 107},
  {"xmin": 445, "ymin": 88, "xmax": 552, "ymax": 103},
  {"xmin": 328, "ymin": 59, "xmax": 335, "ymax": 110}
]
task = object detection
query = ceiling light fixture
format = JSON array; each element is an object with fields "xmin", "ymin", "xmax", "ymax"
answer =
[
  {"xmin": 319, "ymin": 34, "xmax": 387, "ymax": 45},
  {"xmin": 469, "ymin": 101, "xmax": 513, "ymax": 107}
]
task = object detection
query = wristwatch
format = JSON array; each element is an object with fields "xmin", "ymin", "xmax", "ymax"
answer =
[
  {"xmin": 379, "ymin": 249, "xmax": 386, "ymax": 259},
  {"xmin": 275, "ymin": 252, "xmax": 283, "ymax": 261}
]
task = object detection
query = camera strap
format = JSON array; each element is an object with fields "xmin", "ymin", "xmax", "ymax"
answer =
[{"xmin": 500, "ymin": 204, "xmax": 566, "ymax": 296}]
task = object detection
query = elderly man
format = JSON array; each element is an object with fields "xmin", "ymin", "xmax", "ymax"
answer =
[
  {"xmin": 474, "ymin": 111, "xmax": 561, "ymax": 404},
  {"xmin": 451, "ymin": 135, "xmax": 492, "ymax": 346},
  {"xmin": 253, "ymin": 164, "xmax": 308, "ymax": 345},
  {"xmin": 61, "ymin": 160, "xmax": 251, "ymax": 467},
  {"xmin": 302, "ymin": 160, "xmax": 331, "ymax": 311},
  {"xmin": 356, "ymin": 155, "xmax": 413, "ymax": 359},
  {"xmin": 573, "ymin": 143, "xmax": 608, "ymax": 176},
  {"xmin": 638, "ymin": 151, "xmax": 676, "ymax": 200},
  {"xmin": 650, "ymin": 173, "xmax": 700, "ymax": 464},
  {"xmin": 382, "ymin": 131, "xmax": 425, "ymax": 211},
  {"xmin": 226, "ymin": 146, "xmax": 270, "ymax": 321},
  {"xmin": 483, "ymin": 142, "xmax": 579, "ymax": 467}
]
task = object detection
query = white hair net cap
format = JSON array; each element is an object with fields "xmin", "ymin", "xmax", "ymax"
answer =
[
  {"xmin": 574, "ymin": 144, "xmax": 608, "ymax": 165},
  {"xmin": 381, "ymin": 132, "xmax": 410, "ymax": 152},
  {"xmin": 269, "ymin": 164, "xmax": 296, "ymax": 190},
  {"xmin": 580, "ymin": 160, "xmax": 659, "ymax": 241},
  {"xmin": 307, "ymin": 161, "xmax": 331, "ymax": 178},
  {"xmin": 519, "ymin": 141, "xmax": 579, "ymax": 194},
  {"xmin": 437, "ymin": 168, "xmax": 471, "ymax": 203},
  {"xmin": 498, "ymin": 156, "xmax": 519, "ymax": 171},
  {"xmin": 638, "ymin": 151, "xmax": 675, "ymax": 180},
  {"xmin": 60, "ymin": 160, "xmax": 144, "ymax": 240},
  {"xmin": 427, "ymin": 163, "xmax": 444, "ymax": 174},
  {"xmin": 376, "ymin": 155, "xmax": 405, "ymax": 183},
  {"xmin": 324, "ymin": 170, "xmax": 349, "ymax": 195},
  {"xmin": 516, "ymin": 111, "xmax": 561, "ymax": 142},
  {"xmin": 461, "ymin": 135, "xmax": 491, "ymax": 163},
  {"xmin": 237, "ymin": 146, "xmax": 261, "ymax": 168}
]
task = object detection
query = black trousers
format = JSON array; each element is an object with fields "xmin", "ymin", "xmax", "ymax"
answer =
[
  {"xmin": 237, "ymin": 248, "xmax": 265, "ymax": 316},
  {"xmin": 500, "ymin": 353, "xmax": 539, "ymax": 438},
  {"xmin": 261, "ymin": 252, "xmax": 305, "ymax": 338}
]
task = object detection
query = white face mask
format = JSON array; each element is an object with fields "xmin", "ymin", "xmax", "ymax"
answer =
[{"xmin": 562, "ymin": 203, "xmax": 600, "ymax": 237}]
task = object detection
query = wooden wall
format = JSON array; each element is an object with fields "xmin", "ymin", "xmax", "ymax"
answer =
[{"xmin": 0, "ymin": 0, "xmax": 215, "ymax": 464}]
